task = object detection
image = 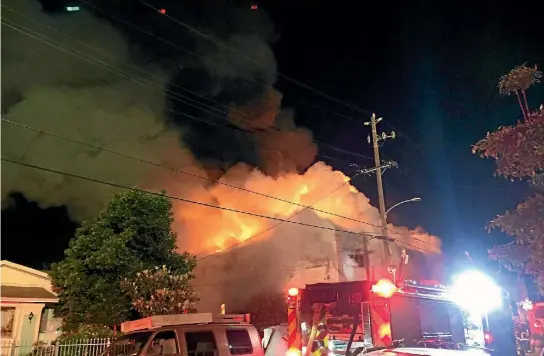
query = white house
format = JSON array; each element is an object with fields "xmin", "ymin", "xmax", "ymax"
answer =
[{"xmin": 0, "ymin": 260, "xmax": 61, "ymax": 348}]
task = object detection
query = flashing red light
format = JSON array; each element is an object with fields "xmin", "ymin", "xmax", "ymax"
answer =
[
  {"xmin": 286, "ymin": 348, "xmax": 301, "ymax": 356},
  {"xmin": 484, "ymin": 332, "xmax": 493, "ymax": 343},
  {"xmin": 371, "ymin": 279, "xmax": 397, "ymax": 298},
  {"xmin": 159, "ymin": 8, "xmax": 166, "ymax": 14},
  {"xmin": 250, "ymin": 4, "xmax": 258, "ymax": 10},
  {"xmin": 288, "ymin": 288, "xmax": 299, "ymax": 297}
]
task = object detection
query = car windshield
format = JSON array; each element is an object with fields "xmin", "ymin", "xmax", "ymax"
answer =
[{"xmin": 101, "ymin": 332, "xmax": 152, "ymax": 356}]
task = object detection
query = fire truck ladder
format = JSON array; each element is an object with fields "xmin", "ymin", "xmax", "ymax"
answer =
[{"xmin": 304, "ymin": 303, "xmax": 363, "ymax": 356}]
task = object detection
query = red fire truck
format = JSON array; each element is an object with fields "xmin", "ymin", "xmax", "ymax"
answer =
[{"xmin": 285, "ymin": 279, "xmax": 516, "ymax": 356}]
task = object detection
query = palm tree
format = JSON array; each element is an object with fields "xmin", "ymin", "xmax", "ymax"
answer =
[{"xmin": 498, "ymin": 64, "xmax": 542, "ymax": 120}]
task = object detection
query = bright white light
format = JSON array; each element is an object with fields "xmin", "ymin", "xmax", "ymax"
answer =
[
  {"xmin": 66, "ymin": 6, "xmax": 80, "ymax": 11},
  {"xmin": 450, "ymin": 270, "xmax": 502, "ymax": 314},
  {"xmin": 521, "ymin": 299, "xmax": 534, "ymax": 311}
]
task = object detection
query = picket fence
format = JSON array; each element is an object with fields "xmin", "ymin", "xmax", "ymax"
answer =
[{"xmin": 0, "ymin": 339, "xmax": 113, "ymax": 356}]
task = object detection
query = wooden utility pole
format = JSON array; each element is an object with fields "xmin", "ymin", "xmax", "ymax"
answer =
[
  {"xmin": 365, "ymin": 114, "xmax": 395, "ymax": 267},
  {"xmin": 354, "ymin": 162, "xmax": 396, "ymax": 281}
]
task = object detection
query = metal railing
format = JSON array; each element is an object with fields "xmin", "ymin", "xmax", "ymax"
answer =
[{"xmin": 1, "ymin": 339, "xmax": 111, "ymax": 356}]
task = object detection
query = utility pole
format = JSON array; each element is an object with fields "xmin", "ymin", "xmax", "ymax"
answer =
[
  {"xmin": 365, "ymin": 114, "xmax": 395, "ymax": 267},
  {"xmin": 354, "ymin": 161, "xmax": 397, "ymax": 280}
]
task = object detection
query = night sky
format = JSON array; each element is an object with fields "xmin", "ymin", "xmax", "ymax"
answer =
[{"xmin": 2, "ymin": 0, "xmax": 544, "ymax": 277}]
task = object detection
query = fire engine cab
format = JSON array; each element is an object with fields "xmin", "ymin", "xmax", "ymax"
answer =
[{"xmin": 285, "ymin": 277, "xmax": 516, "ymax": 356}]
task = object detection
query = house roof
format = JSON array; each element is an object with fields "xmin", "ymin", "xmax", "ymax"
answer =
[
  {"xmin": 0, "ymin": 286, "xmax": 58, "ymax": 303},
  {"xmin": 0, "ymin": 260, "xmax": 50, "ymax": 279}
]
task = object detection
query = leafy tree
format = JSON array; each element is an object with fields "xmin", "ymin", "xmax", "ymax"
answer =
[
  {"xmin": 120, "ymin": 266, "xmax": 198, "ymax": 317},
  {"xmin": 473, "ymin": 64, "xmax": 544, "ymax": 291},
  {"xmin": 50, "ymin": 190, "xmax": 196, "ymax": 330}
]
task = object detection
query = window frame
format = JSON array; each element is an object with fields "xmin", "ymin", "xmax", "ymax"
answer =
[
  {"xmin": 226, "ymin": 328, "xmax": 254, "ymax": 355},
  {"xmin": 102, "ymin": 331, "xmax": 153, "ymax": 356},
  {"xmin": 1, "ymin": 307, "xmax": 16, "ymax": 338},
  {"xmin": 147, "ymin": 330, "xmax": 180, "ymax": 356},
  {"xmin": 183, "ymin": 330, "xmax": 219, "ymax": 356}
]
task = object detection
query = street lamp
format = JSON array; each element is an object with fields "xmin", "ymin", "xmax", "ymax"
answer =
[{"xmin": 385, "ymin": 197, "xmax": 421, "ymax": 218}]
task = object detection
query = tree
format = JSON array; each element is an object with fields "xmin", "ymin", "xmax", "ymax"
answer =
[
  {"xmin": 473, "ymin": 64, "xmax": 544, "ymax": 291},
  {"xmin": 120, "ymin": 265, "xmax": 198, "ymax": 317},
  {"xmin": 50, "ymin": 190, "xmax": 196, "ymax": 330}
]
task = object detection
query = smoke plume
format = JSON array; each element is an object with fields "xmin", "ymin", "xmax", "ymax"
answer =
[
  {"xmin": 1, "ymin": 0, "xmax": 196, "ymax": 219},
  {"xmin": 2, "ymin": 0, "xmax": 441, "ymax": 281}
]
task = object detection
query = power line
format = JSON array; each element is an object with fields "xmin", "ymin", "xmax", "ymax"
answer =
[
  {"xmin": 1, "ymin": 10, "xmax": 441, "ymax": 249},
  {"xmin": 138, "ymin": 0, "xmax": 376, "ymax": 117},
  {"xmin": 1, "ymin": 12, "xmax": 373, "ymax": 163},
  {"xmin": 87, "ymin": 0, "xmax": 376, "ymax": 132},
  {"xmin": 1, "ymin": 4, "xmax": 280, "ymax": 133},
  {"xmin": 3, "ymin": 117, "xmax": 440, "ymax": 254},
  {"xmin": 197, "ymin": 167, "xmax": 374, "ymax": 261},
  {"xmin": 397, "ymin": 165, "xmax": 509, "ymax": 191},
  {"xmin": 1, "ymin": 118, "xmax": 393, "ymax": 235},
  {"xmin": 0, "ymin": 18, "xmax": 387, "ymax": 231},
  {"xmin": 75, "ymin": 0, "xmax": 374, "ymax": 160},
  {"xmin": 1, "ymin": 157, "xmax": 391, "ymax": 241},
  {"xmin": 76, "ymin": 0, "xmax": 375, "ymax": 161},
  {"xmin": 0, "ymin": 16, "xmax": 259, "ymax": 132},
  {"xmin": 5, "ymin": 116, "xmax": 438, "ymax": 250},
  {"xmin": 78, "ymin": 1, "xmax": 422, "ymax": 167},
  {"xmin": 3, "ymin": 157, "xmax": 441, "ymax": 259}
]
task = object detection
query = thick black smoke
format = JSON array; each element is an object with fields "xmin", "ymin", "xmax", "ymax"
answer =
[
  {"xmin": 2, "ymin": 0, "xmax": 316, "ymax": 219},
  {"xmin": 83, "ymin": 0, "xmax": 317, "ymax": 175}
]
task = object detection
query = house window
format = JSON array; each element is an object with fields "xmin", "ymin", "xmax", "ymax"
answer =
[
  {"xmin": 40, "ymin": 308, "xmax": 52, "ymax": 332},
  {"xmin": 1, "ymin": 307, "xmax": 15, "ymax": 337},
  {"xmin": 349, "ymin": 253, "xmax": 366, "ymax": 267}
]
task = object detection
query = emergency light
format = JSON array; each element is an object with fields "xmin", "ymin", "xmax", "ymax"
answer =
[
  {"xmin": 288, "ymin": 287, "xmax": 299, "ymax": 297},
  {"xmin": 286, "ymin": 348, "xmax": 301, "ymax": 356},
  {"xmin": 371, "ymin": 279, "xmax": 397, "ymax": 298},
  {"xmin": 521, "ymin": 299, "xmax": 534, "ymax": 311},
  {"xmin": 450, "ymin": 270, "xmax": 502, "ymax": 315}
]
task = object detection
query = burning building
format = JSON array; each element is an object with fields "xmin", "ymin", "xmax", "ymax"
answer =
[
  {"xmin": 170, "ymin": 161, "xmax": 443, "ymax": 314},
  {"xmin": 2, "ymin": 0, "xmax": 443, "ymax": 315}
]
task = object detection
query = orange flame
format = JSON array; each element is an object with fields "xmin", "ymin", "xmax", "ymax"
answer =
[{"xmin": 169, "ymin": 162, "xmax": 441, "ymax": 256}]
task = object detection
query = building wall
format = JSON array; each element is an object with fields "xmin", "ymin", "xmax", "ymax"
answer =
[
  {"xmin": 192, "ymin": 215, "xmax": 443, "ymax": 314},
  {"xmin": 193, "ymin": 209, "xmax": 341, "ymax": 313},
  {"xmin": 1, "ymin": 302, "xmax": 45, "ymax": 345},
  {"xmin": 0, "ymin": 261, "xmax": 58, "ymax": 346}
]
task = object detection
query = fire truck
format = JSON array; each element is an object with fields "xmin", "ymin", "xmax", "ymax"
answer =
[{"xmin": 284, "ymin": 278, "xmax": 516, "ymax": 356}]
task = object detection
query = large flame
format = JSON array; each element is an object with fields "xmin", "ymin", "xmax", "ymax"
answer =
[{"xmin": 155, "ymin": 160, "xmax": 441, "ymax": 256}]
